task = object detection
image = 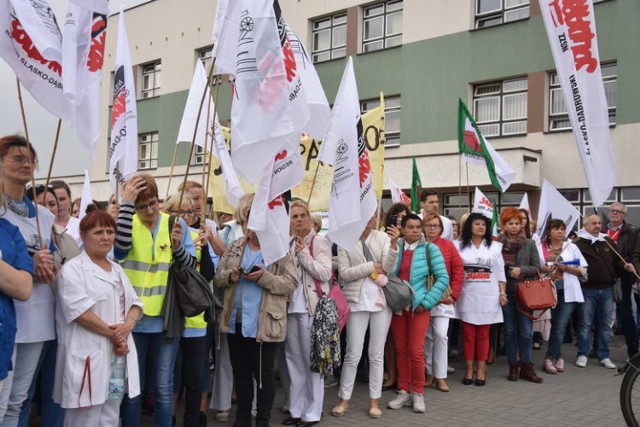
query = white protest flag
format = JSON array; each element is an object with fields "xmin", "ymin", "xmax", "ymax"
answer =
[
  {"xmin": 214, "ymin": 0, "xmax": 296, "ymax": 183},
  {"xmin": 318, "ymin": 57, "xmax": 377, "ymax": 251},
  {"xmin": 68, "ymin": 0, "xmax": 109, "ymax": 15},
  {"xmin": 9, "ymin": 0, "xmax": 62, "ymax": 62},
  {"xmin": 519, "ymin": 192, "xmax": 530, "ymax": 215},
  {"xmin": 458, "ymin": 100, "xmax": 516, "ymax": 192},
  {"xmin": 0, "ymin": 0, "xmax": 72, "ymax": 122},
  {"xmin": 210, "ymin": 127, "xmax": 245, "ymax": 208},
  {"xmin": 539, "ymin": 0, "xmax": 615, "ymax": 207},
  {"xmin": 210, "ymin": 0, "xmax": 233, "ymax": 74},
  {"xmin": 472, "ymin": 187, "xmax": 494, "ymax": 220},
  {"xmin": 109, "ymin": 8, "xmax": 138, "ymax": 192},
  {"xmin": 536, "ymin": 179, "xmax": 581, "ymax": 238},
  {"xmin": 389, "ymin": 178, "xmax": 411, "ymax": 205},
  {"xmin": 249, "ymin": 137, "xmax": 303, "ymax": 264},
  {"xmin": 62, "ymin": 1, "xmax": 108, "ymax": 159},
  {"xmin": 78, "ymin": 169, "xmax": 92, "ymax": 221},
  {"xmin": 176, "ymin": 59, "xmax": 213, "ymax": 148}
]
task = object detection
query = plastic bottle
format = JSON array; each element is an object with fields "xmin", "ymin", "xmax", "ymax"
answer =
[{"xmin": 108, "ymin": 354, "xmax": 125, "ymax": 400}]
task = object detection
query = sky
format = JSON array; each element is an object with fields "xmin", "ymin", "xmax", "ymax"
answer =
[{"xmin": 0, "ymin": 0, "xmax": 149, "ymax": 179}]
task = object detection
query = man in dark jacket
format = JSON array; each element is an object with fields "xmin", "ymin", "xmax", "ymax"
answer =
[
  {"xmin": 574, "ymin": 215, "xmax": 636, "ymax": 369},
  {"xmin": 605, "ymin": 203, "xmax": 639, "ymax": 357}
]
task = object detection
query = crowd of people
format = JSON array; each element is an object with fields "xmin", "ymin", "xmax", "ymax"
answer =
[{"xmin": 0, "ymin": 133, "xmax": 639, "ymax": 427}]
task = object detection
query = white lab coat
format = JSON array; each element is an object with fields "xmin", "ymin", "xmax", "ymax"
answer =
[{"xmin": 53, "ymin": 251, "xmax": 142, "ymax": 408}]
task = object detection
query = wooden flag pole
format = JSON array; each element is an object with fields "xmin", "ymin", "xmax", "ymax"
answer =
[
  {"xmin": 466, "ymin": 163, "xmax": 471, "ymax": 211},
  {"xmin": 43, "ymin": 119, "xmax": 62, "ymax": 190},
  {"xmin": 203, "ymin": 81, "xmax": 222, "ymax": 219},
  {"xmin": 165, "ymin": 143, "xmax": 180, "ymax": 200},
  {"xmin": 306, "ymin": 161, "xmax": 321, "ymax": 207},
  {"xmin": 458, "ymin": 155, "xmax": 462, "ymax": 212},
  {"xmin": 16, "ymin": 78, "xmax": 30, "ymax": 141}
]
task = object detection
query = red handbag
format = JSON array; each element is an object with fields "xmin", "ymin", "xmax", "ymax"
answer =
[{"xmin": 515, "ymin": 274, "xmax": 557, "ymax": 321}]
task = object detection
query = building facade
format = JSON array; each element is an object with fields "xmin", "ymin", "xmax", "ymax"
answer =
[{"xmin": 80, "ymin": 0, "xmax": 639, "ymax": 223}]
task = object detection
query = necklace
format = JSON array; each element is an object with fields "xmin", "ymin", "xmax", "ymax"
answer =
[
  {"xmin": 6, "ymin": 195, "xmax": 29, "ymax": 217},
  {"xmin": 548, "ymin": 243, "xmax": 563, "ymax": 253}
]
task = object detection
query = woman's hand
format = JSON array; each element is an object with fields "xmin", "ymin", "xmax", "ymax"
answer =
[
  {"xmin": 109, "ymin": 320, "xmax": 134, "ymax": 346},
  {"xmin": 294, "ymin": 236, "xmax": 305, "ymax": 254},
  {"xmin": 171, "ymin": 220, "xmax": 183, "ymax": 249},
  {"xmin": 33, "ymin": 249, "xmax": 56, "ymax": 283},
  {"xmin": 499, "ymin": 293, "xmax": 508, "ymax": 306},
  {"xmin": 441, "ymin": 295, "xmax": 455, "ymax": 305},
  {"xmin": 229, "ymin": 267, "xmax": 241, "ymax": 284},
  {"xmin": 243, "ymin": 267, "xmax": 264, "ymax": 283},
  {"xmin": 113, "ymin": 341, "xmax": 129, "ymax": 357},
  {"xmin": 386, "ymin": 225, "xmax": 401, "ymax": 249},
  {"xmin": 509, "ymin": 266, "xmax": 522, "ymax": 279},
  {"xmin": 120, "ymin": 176, "xmax": 147, "ymax": 204},
  {"xmin": 414, "ymin": 306, "xmax": 425, "ymax": 314},
  {"xmin": 373, "ymin": 262, "xmax": 384, "ymax": 274}
]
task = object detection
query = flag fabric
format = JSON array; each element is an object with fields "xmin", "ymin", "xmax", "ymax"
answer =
[
  {"xmin": 176, "ymin": 59, "xmax": 213, "ymax": 149},
  {"xmin": 536, "ymin": 179, "xmax": 581, "ymax": 239},
  {"xmin": 249, "ymin": 137, "xmax": 303, "ymax": 264},
  {"xmin": 209, "ymin": 126, "xmax": 246, "ymax": 211},
  {"xmin": 213, "ymin": 0, "xmax": 295, "ymax": 183},
  {"xmin": 472, "ymin": 187, "xmax": 499, "ymax": 236},
  {"xmin": 519, "ymin": 192, "xmax": 530, "ymax": 215},
  {"xmin": 109, "ymin": 8, "xmax": 138, "ymax": 192},
  {"xmin": 539, "ymin": 0, "xmax": 615, "ymax": 208},
  {"xmin": 9, "ymin": 0, "xmax": 62, "ymax": 62},
  {"xmin": 410, "ymin": 157, "xmax": 421, "ymax": 213},
  {"xmin": 458, "ymin": 99, "xmax": 516, "ymax": 192},
  {"xmin": 78, "ymin": 169, "xmax": 92, "ymax": 221},
  {"xmin": 389, "ymin": 178, "xmax": 411, "ymax": 206},
  {"xmin": 366, "ymin": 93, "xmax": 386, "ymax": 200},
  {"xmin": 0, "ymin": 0, "xmax": 72, "ymax": 122},
  {"xmin": 62, "ymin": 1, "xmax": 108, "ymax": 159},
  {"xmin": 317, "ymin": 57, "xmax": 376, "ymax": 251}
]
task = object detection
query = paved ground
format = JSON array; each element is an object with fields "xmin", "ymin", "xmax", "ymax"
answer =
[{"xmin": 149, "ymin": 335, "xmax": 630, "ymax": 427}]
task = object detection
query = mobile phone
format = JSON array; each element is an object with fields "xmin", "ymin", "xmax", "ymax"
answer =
[
  {"xmin": 387, "ymin": 215, "xmax": 398, "ymax": 229},
  {"xmin": 237, "ymin": 267, "xmax": 244, "ymax": 275},
  {"xmin": 249, "ymin": 266, "xmax": 261, "ymax": 273}
]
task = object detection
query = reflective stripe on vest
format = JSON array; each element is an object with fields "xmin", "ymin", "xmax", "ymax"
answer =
[
  {"xmin": 185, "ymin": 229, "xmax": 207, "ymax": 330},
  {"xmin": 121, "ymin": 213, "xmax": 172, "ymax": 316}
]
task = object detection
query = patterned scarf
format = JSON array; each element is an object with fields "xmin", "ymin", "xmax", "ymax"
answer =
[{"xmin": 497, "ymin": 233, "xmax": 526, "ymax": 266}]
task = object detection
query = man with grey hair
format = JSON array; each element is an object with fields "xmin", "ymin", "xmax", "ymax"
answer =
[
  {"xmin": 605, "ymin": 203, "xmax": 639, "ymax": 358},
  {"xmin": 574, "ymin": 214, "xmax": 636, "ymax": 369}
]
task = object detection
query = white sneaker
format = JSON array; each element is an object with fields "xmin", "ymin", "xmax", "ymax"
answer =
[
  {"xmin": 600, "ymin": 358, "xmax": 616, "ymax": 369},
  {"xmin": 388, "ymin": 390, "xmax": 412, "ymax": 409},
  {"xmin": 575, "ymin": 355, "xmax": 588, "ymax": 368},
  {"xmin": 412, "ymin": 393, "xmax": 426, "ymax": 413}
]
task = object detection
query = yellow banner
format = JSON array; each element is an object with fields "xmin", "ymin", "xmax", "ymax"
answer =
[{"xmin": 208, "ymin": 94, "xmax": 386, "ymax": 214}]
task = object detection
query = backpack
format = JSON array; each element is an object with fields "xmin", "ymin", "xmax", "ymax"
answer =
[{"xmin": 310, "ymin": 295, "xmax": 341, "ymax": 376}]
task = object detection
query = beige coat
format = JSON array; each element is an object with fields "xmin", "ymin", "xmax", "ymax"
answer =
[
  {"xmin": 292, "ymin": 230, "xmax": 333, "ymax": 315},
  {"xmin": 216, "ymin": 238, "xmax": 298, "ymax": 342}
]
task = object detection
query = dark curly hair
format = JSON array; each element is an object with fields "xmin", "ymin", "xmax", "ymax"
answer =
[{"xmin": 460, "ymin": 212, "xmax": 493, "ymax": 250}]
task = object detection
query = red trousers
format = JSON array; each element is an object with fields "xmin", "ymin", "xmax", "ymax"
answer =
[
  {"xmin": 461, "ymin": 321, "xmax": 490, "ymax": 361},
  {"xmin": 390, "ymin": 309, "xmax": 430, "ymax": 393}
]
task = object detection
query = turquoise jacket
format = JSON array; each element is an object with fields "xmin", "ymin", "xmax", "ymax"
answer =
[{"xmin": 391, "ymin": 236, "xmax": 450, "ymax": 310}]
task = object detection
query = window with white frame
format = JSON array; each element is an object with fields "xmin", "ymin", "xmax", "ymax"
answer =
[
  {"xmin": 473, "ymin": 77, "xmax": 528, "ymax": 137},
  {"xmin": 191, "ymin": 145, "xmax": 206, "ymax": 166},
  {"xmin": 138, "ymin": 132, "xmax": 158, "ymax": 170},
  {"xmin": 362, "ymin": 0, "xmax": 403, "ymax": 53},
  {"xmin": 361, "ymin": 96, "xmax": 401, "ymax": 147},
  {"xmin": 197, "ymin": 47, "xmax": 213, "ymax": 74},
  {"xmin": 311, "ymin": 14, "xmax": 346, "ymax": 63},
  {"xmin": 141, "ymin": 61, "xmax": 161, "ymax": 99},
  {"xmin": 475, "ymin": 0, "xmax": 530, "ymax": 29},
  {"xmin": 549, "ymin": 63, "xmax": 617, "ymax": 131}
]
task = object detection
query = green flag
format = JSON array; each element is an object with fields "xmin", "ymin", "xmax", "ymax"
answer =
[{"xmin": 410, "ymin": 157, "xmax": 421, "ymax": 213}]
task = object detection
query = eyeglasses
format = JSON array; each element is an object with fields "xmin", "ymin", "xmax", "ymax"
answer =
[
  {"xmin": 424, "ymin": 224, "xmax": 441, "ymax": 229},
  {"xmin": 610, "ymin": 209, "xmax": 625, "ymax": 215},
  {"xmin": 170, "ymin": 209, "xmax": 194, "ymax": 217},
  {"xmin": 7, "ymin": 155, "xmax": 38, "ymax": 166},
  {"xmin": 135, "ymin": 199, "xmax": 159, "ymax": 212}
]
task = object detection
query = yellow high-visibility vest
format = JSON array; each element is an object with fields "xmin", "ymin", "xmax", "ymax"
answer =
[{"xmin": 120, "ymin": 213, "xmax": 172, "ymax": 316}]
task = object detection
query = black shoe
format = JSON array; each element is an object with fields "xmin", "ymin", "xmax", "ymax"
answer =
[
  {"xmin": 462, "ymin": 377, "xmax": 474, "ymax": 385},
  {"xmin": 283, "ymin": 417, "xmax": 301, "ymax": 426},
  {"xmin": 296, "ymin": 422, "xmax": 319, "ymax": 427},
  {"xmin": 198, "ymin": 411, "xmax": 207, "ymax": 427},
  {"xmin": 475, "ymin": 379, "xmax": 486, "ymax": 386}
]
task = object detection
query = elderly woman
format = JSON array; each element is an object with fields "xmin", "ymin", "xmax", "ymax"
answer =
[
  {"xmin": 330, "ymin": 214, "xmax": 391, "ymax": 419},
  {"xmin": 0, "ymin": 165, "xmax": 33, "ymax": 420},
  {"xmin": 216, "ymin": 193, "xmax": 297, "ymax": 427},
  {"xmin": 386, "ymin": 214, "xmax": 449, "ymax": 413},
  {"xmin": 283, "ymin": 200, "xmax": 332, "ymax": 427},
  {"xmin": 54, "ymin": 210, "xmax": 142, "ymax": 426},
  {"xmin": 497, "ymin": 207, "xmax": 542, "ymax": 383},
  {"xmin": 422, "ymin": 213, "xmax": 464, "ymax": 393},
  {"xmin": 536, "ymin": 219, "xmax": 587, "ymax": 374},
  {"xmin": 455, "ymin": 213, "xmax": 506, "ymax": 386},
  {"xmin": 0, "ymin": 135, "xmax": 59, "ymax": 427},
  {"xmin": 115, "ymin": 174, "xmax": 196, "ymax": 427}
]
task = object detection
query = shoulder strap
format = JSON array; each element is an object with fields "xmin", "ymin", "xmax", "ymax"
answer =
[
  {"xmin": 424, "ymin": 242, "xmax": 433, "ymax": 273},
  {"xmin": 307, "ymin": 233, "xmax": 324, "ymax": 298},
  {"xmin": 361, "ymin": 238, "xmax": 375, "ymax": 262}
]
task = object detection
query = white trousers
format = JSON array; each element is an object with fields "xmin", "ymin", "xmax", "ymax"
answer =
[
  {"xmin": 63, "ymin": 398, "xmax": 121, "ymax": 427},
  {"xmin": 338, "ymin": 309, "xmax": 392, "ymax": 400},
  {"xmin": 285, "ymin": 313, "xmax": 323, "ymax": 422},
  {"xmin": 209, "ymin": 331, "xmax": 256, "ymax": 411},
  {"xmin": 424, "ymin": 316, "xmax": 450, "ymax": 379}
]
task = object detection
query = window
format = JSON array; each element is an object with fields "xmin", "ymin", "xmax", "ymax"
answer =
[
  {"xmin": 138, "ymin": 132, "xmax": 158, "ymax": 170},
  {"xmin": 311, "ymin": 14, "xmax": 346, "ymax": 63},
  {"xmin": 362, "ymin": 96, "xmax": 401, "ymax": 147},
  {"xmin": 362, "ymin": 0, "xmax": 403, "ymax": 53},
  {"xmin": 197, "ymin": 47, "xmax": 213, "ymax": 74},
  {"xmin": 141, "ymin": 61, "xmax": 161, "ymax": 99},
  {"xmin": 549, "ymin": 63, "xmax": 617, "ymax": 131},
  {"xmin": 473, "ymin": 77, "xmax": 528, "ymax": 137},
  {"xmin": 475, "ymin": 0, "xmax": 529, "ymax": 29},
  {"xmin": 191, "ymin": 145, "xmax": 206, "ymax": 166}
]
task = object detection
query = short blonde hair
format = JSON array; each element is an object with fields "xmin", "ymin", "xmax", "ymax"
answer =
[
  {"xmin": 311, "ymin": 214, "xmax": 322, "ymax": 233},
  {"xmin": 290, "ymin": 199, "xmax": 310, "ymax": 215},
  {"xmin": 163, "ymin": 193, "xmax": 193, "ymax": 213},
  {"xmin": 233, "ymin": 193, "xmax": 255, "ymax": 225}
]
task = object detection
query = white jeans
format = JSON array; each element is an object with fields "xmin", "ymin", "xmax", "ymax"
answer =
[
  {"xmin": 285, "ymin": 313, "xmax": 323, "ymax": 422},
  {"xmin": 0, "ymin": 342, "xmax": 45, "ymax": 427},
  {"xmin": 63, "ymin": 398, "xmax": 121, "ymax": 427},
  {"xmin": 338, "ymin": 309, "xmax": 392, "ymax": 400},
  {"xmin": 424, "ymin": 316, "xmax": 450, "ymax": 379}
]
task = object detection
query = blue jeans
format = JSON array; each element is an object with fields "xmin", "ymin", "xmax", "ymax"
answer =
[
  {"xmin": 577, "ymin": 288, "xmax": 614, "ymax": 360},
  {"xmin": 502, "ymin": 289, "xmax": 533, "ymax": 364},
  {"xmin": 545, "ymin": 290, "xmax": 578, "ymax": 359},
  {"xmin": 120, "ymin": 333, "xmax": 179, "ymax": 427}
]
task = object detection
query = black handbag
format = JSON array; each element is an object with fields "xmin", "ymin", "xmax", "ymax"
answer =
[{"xmin": 168, "ymin": 216, "xmax": 215, "ymax": 319}]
